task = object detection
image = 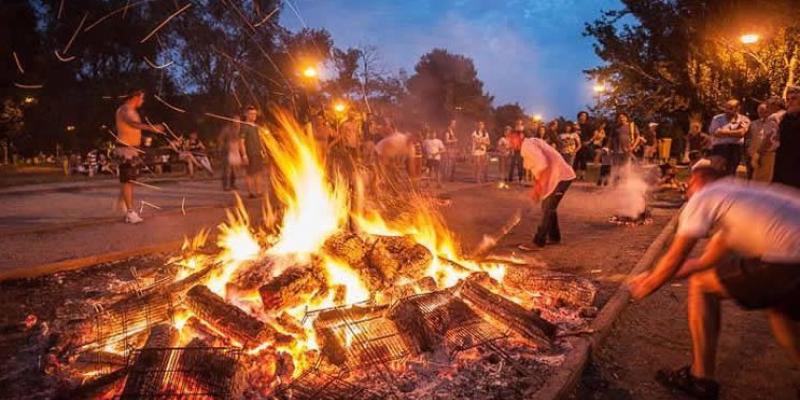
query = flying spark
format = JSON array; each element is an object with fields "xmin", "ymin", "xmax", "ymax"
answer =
[
  {"xmin": 153, "ymin": 94, "xmax": 186, "ymax": 113},
  {"xmin": 140, "ymin": 3, "xmax": 192, "ymax": 44},
  {"xmin": 12, "ymin": 52, "xmax": 24, "ymax": 74}
]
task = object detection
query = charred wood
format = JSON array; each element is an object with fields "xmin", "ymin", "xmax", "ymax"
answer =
[
  {"xmin": 179, "ymin": 338, "xmax": 245, "ymax": 399},
  {"xmin": 457, "ymin": 280, "xmax": 555, "ymax": 348},
  {"xmin": 504, "ymin": 268, "xmax": 597, "ymax": 307},
  {"xmin": 119, "ymin": 324, "xmax": 178, "ymax": 399},
  {"xmin": 185, "ymin": 285, "xmax": 288, "ymax": 348},
  {"xmin": 259, "ymin": 267, "xmax": 322, "ymax": 311}
]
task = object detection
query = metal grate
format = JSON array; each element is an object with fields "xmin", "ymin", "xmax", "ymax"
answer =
[
  {"xmin": 402, "ymin": 290, "xmax": 507, "ymax": 355},
  {"xmin": 279, "ymin": 367, "xmax": 378, "ymax": 400},
  {"xmin": 78, "ymin": 292, "xmax": 175, "ymax": 356},
  {"xmin": 123, "ymin": 346, "xmax": 243, "ymax": 399},
  {"xmin": 315, "ymin": 305, "xmax": 413, "ymax": 369}
]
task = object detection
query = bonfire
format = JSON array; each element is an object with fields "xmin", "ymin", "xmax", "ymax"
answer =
[{"xmin": 47, "ymin": 110, "xmax": 598, "ymax": 399}]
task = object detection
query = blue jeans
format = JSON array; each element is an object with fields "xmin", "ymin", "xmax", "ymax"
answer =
[{"xmin": 507, "ymin": 150, "xmax": 524, "ymax": 182}]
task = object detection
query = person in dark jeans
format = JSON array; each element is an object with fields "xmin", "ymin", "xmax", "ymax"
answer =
[
  {"xmin": 506, "ymin": 119, "xmax": 525, "ymax": 183},
  {"xmin": 534, "ymin": 179, "xmax": 572, "ymax": 246},
  {"xmin": 773, "ymin": 86, "xmax": 800, "ymax": 189},
  {"xmin": 708, "ymin": 99, "xmax": 750, "ymax": 176},
  {"xmin": 517, "ymin": 137, "xmax": 576, "ymax": 250}
]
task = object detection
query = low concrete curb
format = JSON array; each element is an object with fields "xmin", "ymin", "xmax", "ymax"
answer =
[
  {"xmin": 0, "ymin": 240, "xmax": 183, "ymax": 282},
  {"xmin": 532, "ymin": 211, "xmax": 681, "ymax": 399}
]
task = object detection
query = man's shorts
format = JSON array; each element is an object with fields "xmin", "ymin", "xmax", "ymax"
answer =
[
  {"xmin": 425, "ymin": 159, "xmax": 440, "ymax": 170},
  {"xmin": 717, "ymin": 258, "xmax": 800, "ymax": 320},
  {"xmin": 114, "ymin": 147, "xmax": 142, "ymax": 183}
]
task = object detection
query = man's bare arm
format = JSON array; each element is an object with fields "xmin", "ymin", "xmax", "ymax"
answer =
[
  {"xmin": 629, "ymin": 235, "xmax": 698, "ymax": 300},
  {"xmin": 675, "ymin": 233, "xmax": 730, "ymax": 278}
]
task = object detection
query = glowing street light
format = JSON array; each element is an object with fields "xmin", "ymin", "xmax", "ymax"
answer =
[
  {"xmin": 333, "ymin": 100, "xmax": 347, "ymax": 114},
  {"xmin": 740, "ymin": 33, "xmax": 760, "ymax": 45},
  {"xmin": 66, "ymin": 125, "xmax": 76, "ymax": 132},
  {"xmin": 23, "ymin": 96, "xmax": 35, "ymax": 104},
  {"xmin": 533, "ymin": 114, "xmax": 543, "ymax": 122},
  {"xmin": 302, "ymin": 66, "xmax": 318, "ymax": 79},
  {"xmin": 593, "ymin": 84, "xmax": 607, "ymax": 94}
]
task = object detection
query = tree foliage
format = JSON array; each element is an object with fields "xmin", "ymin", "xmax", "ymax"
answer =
[
  {"xmin": 406, "ymin": 49, "xmax": 493, "ymax": 128},
  {"xmin": 585, "ymin": 0, "xmax": 800, "ymax": 123}
]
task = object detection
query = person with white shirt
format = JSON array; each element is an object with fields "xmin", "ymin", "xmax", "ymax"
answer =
[
  {"xmin": 422, "ymin": 127, "xmax": 445, "ymax": 188},
  {"xmin": 519, "ymin": 137, "xmax": 577, "ymax": 249},
  {"xmin": 629, "ymin": 167, "xmax": 800, "ymax": 399},
  {"xmin": 471, "ymin": 120, "xmax": 491, "ymax": 184},
  {"xmin": 708, "ymin": 99, "xmax": 751, "ymax": 176},
  {"xmin": 497, "ymin": 127, "xmax": 511, "ymax": 179}
]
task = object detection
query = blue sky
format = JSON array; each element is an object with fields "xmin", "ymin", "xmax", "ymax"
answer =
[{"xmin": 281, "ymin": 0, "xmax": 623, "ymax": 119}]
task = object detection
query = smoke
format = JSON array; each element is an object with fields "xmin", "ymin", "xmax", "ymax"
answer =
[{"xmin": 607, "ymin": 162, "xmax": 649, "ymax": 218}]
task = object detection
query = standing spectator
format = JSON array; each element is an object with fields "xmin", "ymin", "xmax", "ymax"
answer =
[
  {"xmin": 113, "ymin": 90, "xmax": 166, "ymax": 224},
  {"xmin": 506, "ymin": 119, "xmax": 525, "ymax": 183},
  {"xmin": 443, "ymin": 119, "xmax": 458, "ymax": 181},
  {"xmin": 752, "ymin": 96, "xmax": 786, "ymax": 183},
  {"xmin": 643, "ymin": 122, "xmax": 659, "ymax": 163},
  {"xmin": 471, "ymin": 121, "xmax": 490, "ymax": 184},
  {"xmin": 519, "ymin": 136, "xmax": 577, "ymax": 249},
  {"xmin": 597, "ymin": 146, "xmax": 613, "ymax": 186},
  {"xmin": 746, "ymin": 103, "xmax": 770, "ymax": 179},
  {"xmin": 544, "ymin": 120, "xmax": 561, "ymax": 148},
  {"xmin": 218, "ymin": 117, "xmax": 244, "ymax": 191},
  {"xmin": 686, "ymin": 120, "xmax": 712, "ymax": 166},
  {"xmin": 422, "ymin": 127, "xmax": 445, "ymax": 188},
  {"xmin": 241, "ymin": 106, "xmax": 266, "ymax": 198},
  {"xmin": 86, "ymin": 149, "xmax": 98, "ymax": 177},
  {"xmin": 497, "ymin": 126, "xmax": 511, "ymax": 180},
  {"xmin": 773, "ymin": 86, "xmax": 800, "ymax": 189},
  {"xmin": 558, "ymin": 122, "xmax": 582, "ymax": 169},
  {"xmin": 185, "ymin": 131, "xmax": 212, "ymax": 177},
  {"xmin": 610, "ymin": 111, "xmax": 640, "ymax": 167},
  {"xmin": 709, "ymin": 99, "xmax": 751, "ymax": 176},
  {"xmin": 588, "ymin": 119, "xmax": 608, "ymax": 163}
]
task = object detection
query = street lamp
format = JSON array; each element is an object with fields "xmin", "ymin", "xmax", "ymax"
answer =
[
  {"xmin": 302, "ymin": 66, "xmax": 318, "ymax": 79},
  {"xmin": 333, "ymin": 100, "xmax": 347, "ymax": 114},
  {"xmin": 740, "ymin": 33, "xmax": 760, "ymax": 45},
  {"xmin": 533, "ymin": 114, "xmax": 543, "ymax": 122},
  {"xmin": 66, "ymin": 125, "xmax": 76, "ymax": 132},
  {"xmin": 593, "ymin": 84, "xmax": 606, "ymax": 94},
  {"xmin": 23, "ymin": 96, "xmax": 35, "ymax": 104}
]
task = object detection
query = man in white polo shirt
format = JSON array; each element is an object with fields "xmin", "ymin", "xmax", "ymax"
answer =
[
  {"xmin": 629, "ymin": 167, "xmax": 800, "ymax": 399},
  {"xmin": 708, "ymin": 99, "xmax": 750, "ymax": 176}
]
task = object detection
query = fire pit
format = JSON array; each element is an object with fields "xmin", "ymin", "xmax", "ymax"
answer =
[{"xmin": 16, "ymin": 112, "xmax": 601, "ymax": 399}]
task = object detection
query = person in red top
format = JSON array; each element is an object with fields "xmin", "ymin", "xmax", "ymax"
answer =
[{"xmin": 506, "ymin": 119, "xmax": 526, "ymax": 183}]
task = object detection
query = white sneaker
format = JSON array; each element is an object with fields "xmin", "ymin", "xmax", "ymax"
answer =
[{"xmin": 125, "ymin": 211, "xmax": 144, "ymax": 224}]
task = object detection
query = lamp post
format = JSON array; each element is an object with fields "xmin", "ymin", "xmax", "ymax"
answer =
[{"xmin": 738, "ymin": 33, "xmax": 760, "ymax": 109}]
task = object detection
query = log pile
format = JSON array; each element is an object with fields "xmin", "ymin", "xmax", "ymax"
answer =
[
  {"xmin": 185, "ymin": 285, "xmax": 289, "ymax": 348},
  {"xmin": 323, "ymin": 232, "xmax": 434, "ymax": 290},
  {"xmin": 119, "ymin": 324, "xmax": 178, "ymax": 399},
  {"xmin": 457, "ymin": 280, "xmax": 555, "ymax": 348}
]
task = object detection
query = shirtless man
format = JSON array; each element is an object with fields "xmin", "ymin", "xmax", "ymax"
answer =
[
  {"xmin": 629, "ymin": 167, "xmax": 800, "ymax": 399},
  {"xmin": 114, "ymin": 90, "xmax": 165, "ymax": 223}
]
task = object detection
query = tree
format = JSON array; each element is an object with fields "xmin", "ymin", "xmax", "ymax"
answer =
[
  {"xmin": 406, "ymin": 49, "xmax": 494, "ymax": 128},
  {"xmin": 493, "ymin": 103, "xmax": 526, "ymax": 132},
  {"xmin": 584, "ymin": 0, "xmax": 800, "ymax": 124}
]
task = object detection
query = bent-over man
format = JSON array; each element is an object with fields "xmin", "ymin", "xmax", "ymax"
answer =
[{"xmin": 629, "ymin": 167, "xmax": 800, "ymax": 399}]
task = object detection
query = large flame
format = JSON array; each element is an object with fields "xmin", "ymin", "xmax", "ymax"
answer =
[{"xmin": 262, "ymin": 112, "xmax": 349, "ymax": 256}]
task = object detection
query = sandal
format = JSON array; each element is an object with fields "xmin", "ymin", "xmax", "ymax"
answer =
[{"xmin": 655, "ymin": 366, "xmax": 719, "ymax": 400}]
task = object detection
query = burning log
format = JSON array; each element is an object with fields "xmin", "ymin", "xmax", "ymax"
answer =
[
  {"xmin": 55, "ymin": 367, "xmax": 129, "ymax": 400},
  {"xmin": 457, "ymin": 280, "xmax": 555, "ymax": 348},
  {"xmin": 258, "ymin": 267, "xmax": 322, "ymax": 311},
  {"xmin": 275, "ymin": 313, "xmax": 306, "ymax": 337},
  {"xmin": 323, "ymin": 232, "xmax": 369, "ymax": 268},
  {"xmin": 179, "ymin": 338, "xmax": 245, "ymax": 398},
  {"xmin": 185, "ymin": 285, "xmax": 288, "ymax": 348},
  {"xmin": 377, "ymin": 276, "xmax": 438, "ymax": 303},
  {"xmin": 72, "ymin": 351, "xmax": 128, "ymax": 374},
  {"xmin": 119, "ymin": 324, "xmax": 178, "ymax": 399},
  {"xmin": 387, "ymin": 292, "xmax": 480, "ymax": 353},
  {"xmin": 367, "ymin": 235, "xmax": 432, "ymax": 282},
  {"xmin": 504, "ymin": 268, "xmax": 597, "ymax": 308}
]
